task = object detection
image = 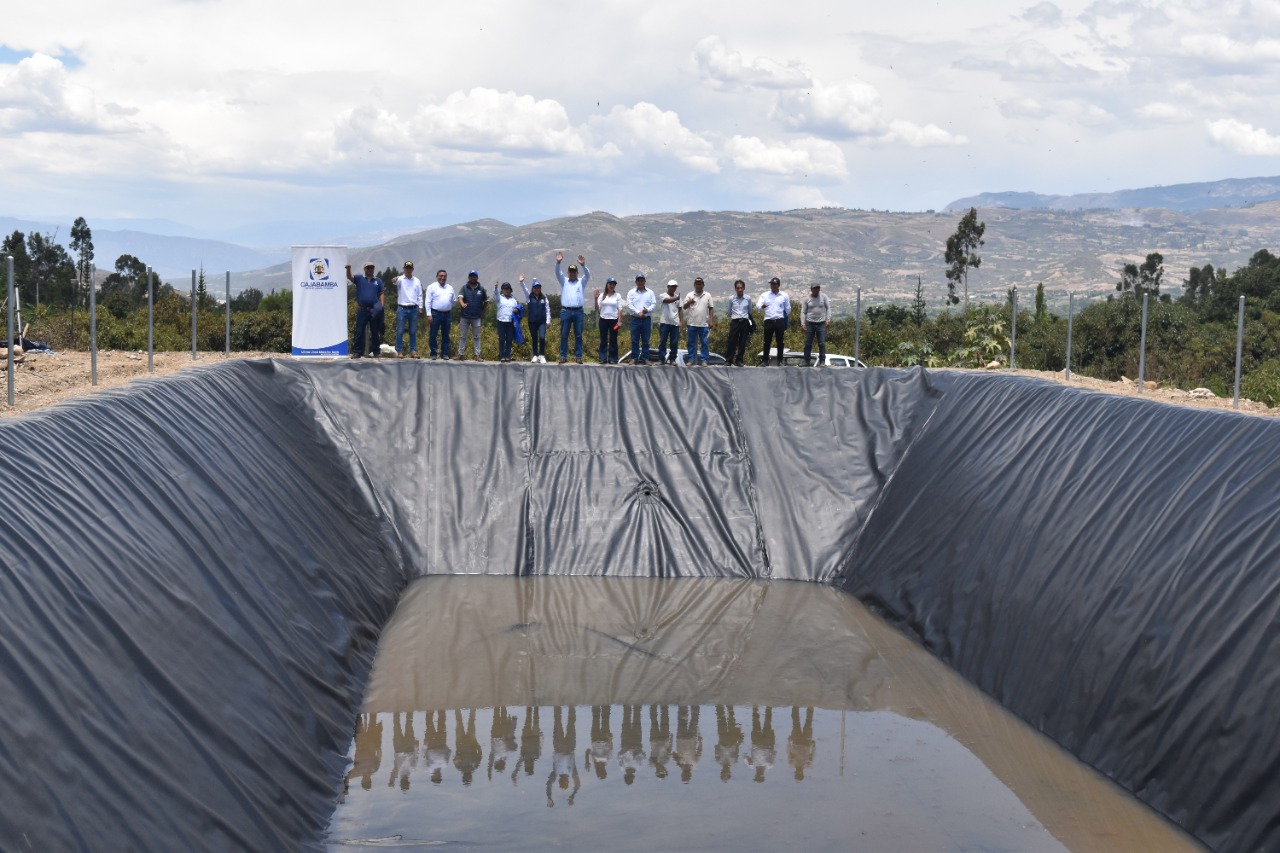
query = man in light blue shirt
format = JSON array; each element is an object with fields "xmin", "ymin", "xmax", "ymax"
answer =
[
  {"xmin": 626, "ymin": 274, "xmax": 657, "ymax": 364},
  {"xmin": 555, "ymin": 252, "xmax": 590, "ymax": 364}
]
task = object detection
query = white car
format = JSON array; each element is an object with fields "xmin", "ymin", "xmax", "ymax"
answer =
[{"xmin": 764, "ymin": 349, "xmax": 867, "ymax": 367}]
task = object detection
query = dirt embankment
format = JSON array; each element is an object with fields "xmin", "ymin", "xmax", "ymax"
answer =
[{"xmin": 1, "ymin": 351, "xmax": 1275, "ymax": 419}]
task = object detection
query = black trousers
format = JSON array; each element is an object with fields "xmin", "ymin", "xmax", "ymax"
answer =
[
  {"xmin": 725, "ymin": 318, "xmax": 751, "ymax": 365},
  {"xmin": 762, "ymin": 318, "xmax": 786, "ymax": 364}
]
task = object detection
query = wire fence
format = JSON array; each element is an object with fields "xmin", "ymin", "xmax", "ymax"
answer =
[{"xmin": 2, "ymin": 260, "xmax": 1269, "ymax": 412}]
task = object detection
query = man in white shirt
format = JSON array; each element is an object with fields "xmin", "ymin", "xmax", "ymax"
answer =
[
  {"xmin": 800, "ymin": 283, "xmax": 831, "ymax": 366},
  {"xmin": 656, "ymin": 279, "xmax": 683, "ymax": 365},
  {"xmin": 393, "ymin": 261, "xmax": 424, "ymax": 358},
  {"xmin": 424, "ymin": 269, "xmax": 456, "ymax": 360},
  {"xmin": 682, "ymin": 277, "xmax": 715, "ymax": 366},
  {"xmin": 555, "ymin": 251, "xmax": 590, "ymax": 364},
  {"xmin": 626, "ymin": 274, "xmax": 657, "ymax": 364},
  {"xmin": 756, "ymin": 277, "xmax": 791, "ymax": 366}
]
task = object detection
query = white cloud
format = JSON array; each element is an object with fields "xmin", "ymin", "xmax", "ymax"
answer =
[
  {"xmin": 1020, "ymin": 2, "xmax": 1063, "ymax": 27},
  {"xmin": 1138, "ymin": 102, "xmax": 1193, "ymax": 123},
  {"xmin": 0, "ymin": 53, "xmax": 133, "ymax": 134},
  {"xmin": 693, "ymin": 35, "xmax": 812, "ymax": 90},
  {"xmin": 724, "ymin": 135, "xmax": 847, "ymax": 178},
  {"xmin": 775, "ymin": 79, "xmax": 884, "ymax": 137},
  {"xmin": 883, "ymin": 120, "xmax": 968, "ymax": 147},
  {"xmin": 586, "ymin": 103, "xmax": 720, "ymax": 173},
  {"xmin": 1207, "ymin": 118, "xmax": 1280, "ymax": 154},
  {"xmin": 956, "ymin": 39, "xmax": 1092, "ymax": 81},
  {"xmin": 1179, "ymin": 34, "xmax": 1280, "ymax": 64},
  {"xmin": 332, "ymin": 88, "xmax": 588, "ymax": 171},
  {"xmin": 775, "ymin": 80, "xmax": 966, "ymax": 147}
]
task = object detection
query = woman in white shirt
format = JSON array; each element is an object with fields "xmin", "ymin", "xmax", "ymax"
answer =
[
  {"xmin": 495, "ymin": 282, "xmax": 520, "ymax": 362},
  {"xmin": 594, "ymin": 278, "xmax": 623, "ymax": 364}
]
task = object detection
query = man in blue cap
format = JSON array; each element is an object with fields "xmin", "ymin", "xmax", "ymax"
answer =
[{"xmin": 345, "ymin": 261, "xmax": 384, "ymax": 358}]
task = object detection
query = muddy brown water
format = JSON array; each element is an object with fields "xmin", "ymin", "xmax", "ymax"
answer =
[{"xmin": 327, "ymin": 576, "xmax": 1201, "ymax": 852}]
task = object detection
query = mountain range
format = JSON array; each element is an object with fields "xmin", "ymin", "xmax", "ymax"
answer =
[
  {"xmin": 945, "ymin": 175, "xmax": 1280, "ymax": 213},
  {"xmin": 10, "ymin": 175, "xmax": 1280, "ymax": 312},
  {"xmin": 250, "ymin": 202, "xmax": 1280, "ymax": 311}
]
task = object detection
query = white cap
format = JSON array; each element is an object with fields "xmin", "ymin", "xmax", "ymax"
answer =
[{"xmin": 667, "ymin": 279, "xmax": 678, "ymax": 288}]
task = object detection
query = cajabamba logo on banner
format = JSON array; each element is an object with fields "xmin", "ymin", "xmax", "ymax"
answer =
[{"xmin": 291, "ymin": 246, "xmax": 349, "ymax": 357}]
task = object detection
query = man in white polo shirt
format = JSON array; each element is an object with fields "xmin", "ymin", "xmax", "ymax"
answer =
[
  {"xmin": 682, "ymin": 277, "xmax": 715, "ymax": 366},
  {"xmin": 392, "ymin": 261, "xmax": 424, "ymax": 358}
]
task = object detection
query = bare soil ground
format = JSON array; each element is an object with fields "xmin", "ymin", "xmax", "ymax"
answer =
[
  {"xmin": 0, "ymin": 350, "xmax": 270, "ymax": 419},
  {"xmin": 2, "ymin": 350, "xmax": 1275, "ymax": 419}
]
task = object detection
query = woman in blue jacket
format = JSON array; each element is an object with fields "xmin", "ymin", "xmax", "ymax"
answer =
[{"xmin": 519, "ymin": 274, "xmax": 550, "ymax": 363}]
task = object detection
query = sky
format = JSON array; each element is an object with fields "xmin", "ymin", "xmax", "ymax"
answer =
[{"xmin": 4, "ymin": 0, "xmax": 1280, "ymax": 246}]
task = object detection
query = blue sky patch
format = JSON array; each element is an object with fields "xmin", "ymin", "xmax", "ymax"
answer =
[{"xmin": 0, "ymin": 46, "xmax": 82, "ymax": 68}]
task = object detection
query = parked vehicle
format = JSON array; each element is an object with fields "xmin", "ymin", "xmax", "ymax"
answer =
[
  {"xmin": 762, "ymin": 348, "xmax": 867, "ymax": 367},
  {"xmin": 620, "ymin": 349, "xmax": 728, "ymax": 366}
]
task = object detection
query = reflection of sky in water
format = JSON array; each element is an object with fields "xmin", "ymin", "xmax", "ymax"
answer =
[{"xmin": 327, "ymin": 577, "xmax": 1200, "ymax": 852}]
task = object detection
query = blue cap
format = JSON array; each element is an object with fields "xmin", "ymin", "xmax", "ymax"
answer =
[
  {"xmin": 605, "ymin": 277, "xmax": 617, "ymax": 284},
  {"xmin": 531, "ymin": 279, "xmax": 542, "ymax": 288},
  {"xmin": 468, "ymin": 270, "xmax": 479, "ymax": 277}
]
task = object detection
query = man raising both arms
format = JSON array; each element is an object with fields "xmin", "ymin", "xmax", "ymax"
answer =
[{"xmin": 555, "ymin": 252, "xmax": 590, "ymax": 364}]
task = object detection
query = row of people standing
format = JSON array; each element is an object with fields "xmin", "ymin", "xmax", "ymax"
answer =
[{"xmin": 347, "ymin": 254, "xmax": 834, "ymax": 365}]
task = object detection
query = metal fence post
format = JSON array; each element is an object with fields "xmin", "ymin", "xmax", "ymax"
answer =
[
  {"xmin": 147, "ymin": 265, "xmax": 154, "ymax": 374},
  {"xmin": 90, "ymin": 262, "xmax": 98, "ymax": 386},
  {"xmin": 6, "ymin": 256, "xmax": 14, "ymax": 407},
  {"xmin": 1234, "ymin": 295, "xmax": 1246, "ymax": 410},
  {"xmin": 191, "ymin": 269, "xmax": 198, "ymax": 361},
  {"xmin": 1138, "ymin": 292, "xmax": 1149, "ymax": 395},
  {"xmin": 225, "ymin": 271, "xmax": 231, "ymax": 358},
  {"xmin": 1065, "ymin": 292, "xmax": 1074, "ymax": 381},
  {"xmin": 1010, "ymin": 286, "xmax": 1018, "ymax": 369},
  {"xmin": 854, "ymin": 286, "xmax": 862, "ymax": 364}
]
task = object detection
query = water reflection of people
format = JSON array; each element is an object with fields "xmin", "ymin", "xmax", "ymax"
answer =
[
  {"xmin": 345, "ymin": 712, "xmax": 383, "ymax": 794},
  {"xmin": 618, "ymin": 704, "xmax": 646, "ymax": 785},
  {"xmin": 674, "ymin": 705, "xmax": 702, "ymax": 783},
  {"xmin": 586, "ymin": 705, "xmax": 614, "ymax": 780},
  {"xmin": 546, "ymin": 706, "xmax": 580, "ymax": 807},
  {"xmin": 649, "ymin": 704, "xmax": 673, "ymax": 780},
  {"xmin": 389, "ymin": 711, "xmax": 419, "ymax": 791},
  {"xmin": 454, "ymin": 708, "xmax": 484, "ymax": 786},
  {"xmin": 746, "ymin": 706, "xmax": 776, "ymax": 783},
  {"xmin": 489, "ymin": 706, "xmax": 518, "ymax": 781},
  {"xmin": 423, "ymin": 710, "xmax": 451, "ymax": 785},
  {"xmin": 715, "ymin": 705, "xmax": 743, "ymax": 782},
  {"xmin": 514, "ymin": 705, "xmax": 542, "ymax": 785},
  {"xmin": 787, "ymin": 706, "xmax": 816, "ymax": 782}
]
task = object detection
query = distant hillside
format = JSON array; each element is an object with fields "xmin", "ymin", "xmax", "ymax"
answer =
[
  {"xmin": 946, "ymin": 176, "xmax": 1280, "ymax": 213},
  {"xmin": 0, "ymin": 216, "xmax": 282, "ymax": 279},
  {"xmin": 244, "ymin": 204, "xmax": 1280, "ymax": 312}
]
